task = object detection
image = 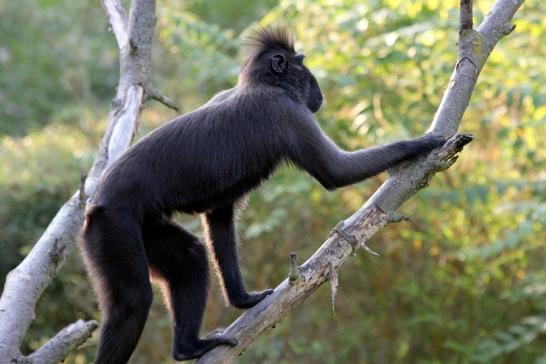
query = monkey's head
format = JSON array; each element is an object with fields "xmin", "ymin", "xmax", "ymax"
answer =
[{"xmin": 240, "ymin": 27, "xmax": 324, "ymax": 113}]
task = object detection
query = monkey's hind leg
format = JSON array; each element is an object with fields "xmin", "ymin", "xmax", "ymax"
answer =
[
  {"xmin": 142, "ymin": 218, "xmax": 237, "ymax": 361},
  {"xmin": 80, "ymin": 207, "xmax": 153, "ymax": 364}
]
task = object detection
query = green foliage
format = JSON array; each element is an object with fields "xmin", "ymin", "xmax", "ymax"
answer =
[
  {"xmin": 0, "ymin": 0, "xmax": 545, "ymax": 363},
  {"xmin": 0, "ymin": 0, "xmax": 117, "ymax": 135},
  {"xmin": 473, "ymin": 270, "xmax": 546, "ymax": 362}
]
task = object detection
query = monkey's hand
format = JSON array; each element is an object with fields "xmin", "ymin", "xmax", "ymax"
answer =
[
  {"xmin": 231, "ymin": 289, "xmax": 274, "ymax": 309},
  {"xmin": 414, "ymin": 132, "xmax": 449, "ymax": 151}
]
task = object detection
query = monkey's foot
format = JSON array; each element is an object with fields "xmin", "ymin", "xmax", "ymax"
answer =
[
  {"xmin": 205, "ymin": 329, "xmax": 237, "ymax": 345},
  {"xmin": 231, "ymin": 289, "xmax": 274, "ymax": 309},
  {"xmin": 172, "ymin": 334, "xmax": 237, "ymax": 361},
  {"xmin": 204, "ymin": 327, "xmax": 228, "ymax": 338}
]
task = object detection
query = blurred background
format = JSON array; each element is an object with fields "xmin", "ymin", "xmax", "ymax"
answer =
[{"xmin": 0, "ymin": 0, "xmax": 545, "ymax": 363}]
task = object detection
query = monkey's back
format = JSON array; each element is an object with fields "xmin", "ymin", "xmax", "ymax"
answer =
[{"xmin": 91, "ymin": 91, "xmax": 287, "ymax": 218}]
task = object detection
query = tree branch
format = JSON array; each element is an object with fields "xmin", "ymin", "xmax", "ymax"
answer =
[
  {"xmin": 197, "ymin": 0, "xmax": 525, "ymax": 362},
  {"xmin": 459, "ymin": 0, "xmax": 473, "ymax": 35},
  {"xmin": 0, "ymin": 1, "xmax": 163, "ymax": 362},
  {"xmin": 146, "ymin": 87, "xmax": 180, "ymax": 112},
  {"xmin": 102, "ymin": 0, "xmax": 129, "ymax": 50},
  {"xmin": 24, "ymin": 320, "xmax": 99, "ymax": 364}
]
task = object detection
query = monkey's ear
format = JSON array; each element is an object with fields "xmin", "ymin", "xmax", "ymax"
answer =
[{"xmin": 270, "ymin": 53, "xmax": 287, "ymax": 74}]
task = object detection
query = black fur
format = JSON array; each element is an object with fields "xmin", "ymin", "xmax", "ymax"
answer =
[{"xmin": 79, "ymin": 26, "xmax": 446, "ymax": 363}]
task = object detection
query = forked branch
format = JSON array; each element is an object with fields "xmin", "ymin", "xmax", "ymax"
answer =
[
  {"xmin": 197, "ymin": 0, "xmax": 525, "ymax": 362},
  {"xmin": 0, "ymin": 1, "xmax": 168, "ymax": 363}
]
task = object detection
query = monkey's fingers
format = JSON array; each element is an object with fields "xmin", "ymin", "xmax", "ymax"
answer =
[{"xmin": 440, "ymin": 133, "xmax": 474, "ymax": 156}]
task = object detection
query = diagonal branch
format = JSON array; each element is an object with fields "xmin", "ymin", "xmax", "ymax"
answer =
[
  {"xmin": 102, "ymin": 0, "xmax": 129, "ymax": 50},
  {"xmin": 197, "ymin": 0, "xmax": 525, "ymax": 362},
  {"xmin": 146, "ymin": 87, "xmax": 180, "ymax": 112},
  {"xmin": 0, "ymin": 1, "xmax": 162, "ymax": 363},
  {"xmin": 25, "ymin": 320, "xmax": 99, "ymax": 364}
]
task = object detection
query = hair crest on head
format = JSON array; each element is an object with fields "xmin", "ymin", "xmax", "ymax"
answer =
[{"xmin": 243, "ymin": 26, "xmax": 295, "ymax": 61}]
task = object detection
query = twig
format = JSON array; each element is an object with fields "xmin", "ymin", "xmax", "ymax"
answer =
[
  {"xmin": 146, "ymin": 87, "xmax": 180, "ymax": 111},
  {"xmin": 288, "ymin": 253, "xmax": 301, "ymax": 285},
  {"xmin": 26, "ymin": 320, "xmax": 98, "ymax": 364}
]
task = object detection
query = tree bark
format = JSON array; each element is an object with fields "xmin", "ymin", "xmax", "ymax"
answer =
[
  {"xmin": 0, "ymin": 1, "xmax": 173, "ymax": 363},
  {"xmin": 197, "ymin": 0, "xmax": 525, "ymax": 362}
]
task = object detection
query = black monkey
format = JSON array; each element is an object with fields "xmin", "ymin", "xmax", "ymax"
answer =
[{"xmin": 79, "ymin": 27, "xmax": 446, "ymax": 363}]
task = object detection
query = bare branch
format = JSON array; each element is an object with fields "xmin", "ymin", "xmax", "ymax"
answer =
[
  {"xmin": 105, "ymin": 85, "xmax": 145, "ymax": 169},
  {"xmin": 0, "ymin": 0, "xmax": 162, "ymax": 362},
  {"xmin": 459, "ymin": 0, "xmax": 473, "ymax": 34},
  {"xmin": 288, "ymin": 253, "xmax": 301, "ymax": 285},
  {"xmin": 25, "ymin": 320, "xmax": 98, "ymax": 364},
  {"xmin": 102, "ymin": 0, "xmax": 129, "ymax": 50},
  {"xmin": 146, "ymin": 87, "xmax": 180, "ymax": 111},
  {"xmin": 198, "ymin": 0, "xmax": 524, "ymax": 362},
  {"xmin": 430, "ymin": 0, "xmax": 525, "ymax": 136},
  {"xmin": 0, "ymin": 194, "xmax": 85, "ymax": 363}
]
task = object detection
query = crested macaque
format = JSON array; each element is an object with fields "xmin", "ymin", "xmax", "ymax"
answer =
[{"xmin": 79, "ymin": 27, "xmax": 446, "ymax": 363}]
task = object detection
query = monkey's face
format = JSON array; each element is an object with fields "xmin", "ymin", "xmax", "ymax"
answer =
[
  {"xmin": 306, "ymin": 73, "xmax": 323, "ymax": 113},
  {"xmin": 267, "ymin": 52, "xmax": 324, "ymax": 113},
  {"xmin": 288, "ymin": 53, "xmax": 323, "ymax": 113}
]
